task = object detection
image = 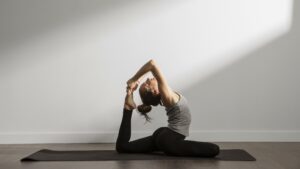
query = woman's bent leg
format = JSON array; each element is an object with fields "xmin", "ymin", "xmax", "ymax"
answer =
[
  {"xmin": 115, "ymin": 108, "xmax": 157, "ymax": 153},
  {"xmin": 155, "ymin": 128, "xmax": 220, "ymax": 157},
  {"xmin": 168, "ymin": 139, "xmax": 220, "ymax": 157}
]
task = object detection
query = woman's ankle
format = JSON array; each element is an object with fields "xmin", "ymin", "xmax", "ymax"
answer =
[{"xmin": 124, "ymin": 104, "xmax": 134, "ymax": 111}]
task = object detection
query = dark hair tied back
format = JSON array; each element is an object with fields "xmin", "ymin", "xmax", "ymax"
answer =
[{"xmin": 137, "ymin": 104, "xmax": 152, "ymax": 123}]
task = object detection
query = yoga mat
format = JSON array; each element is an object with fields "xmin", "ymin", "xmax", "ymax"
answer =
[{"xmin": 20, "ymin": 149, "xmax": 256, "ymax": 161}]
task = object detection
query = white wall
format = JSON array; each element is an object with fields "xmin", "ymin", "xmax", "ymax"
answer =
[{"xmin": 0, "ymin": 0, "xmax": 299, "ymax": 144}]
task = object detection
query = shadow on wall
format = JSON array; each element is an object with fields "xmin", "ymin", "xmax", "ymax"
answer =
[
  {"xmin": 183, "ymin": 1, "xmax": 300, "ymax": 131},
  {"xmin": 0, "ymin": 0, "xmax": 132, "ymax": 52},
  {"xmin": 0, "ymin": 0, "xmax": 178, "ymax": 57},
  {"xmin": 0, "ymin": 0, "xmax": 185, "ymax": 79}
]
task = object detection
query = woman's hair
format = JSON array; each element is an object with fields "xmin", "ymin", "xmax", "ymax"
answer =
[{"xmin": 137, "ymin": 89, "xmax": 162, "ymax": 123}]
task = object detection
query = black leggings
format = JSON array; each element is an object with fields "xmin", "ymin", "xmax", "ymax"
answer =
[{"xmin": 115, "ymin": 108, "xmax": 220, "ymax": 157}]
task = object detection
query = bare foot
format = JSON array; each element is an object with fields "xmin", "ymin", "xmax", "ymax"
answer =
[{"xmin": 124, "ymin": 92, "xmax": 136, "ymax": 110}]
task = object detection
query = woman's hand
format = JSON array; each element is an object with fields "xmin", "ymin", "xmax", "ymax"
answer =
[{"xmin": 126, "ymin": 78, "xmax": 139, "ymax": 92}]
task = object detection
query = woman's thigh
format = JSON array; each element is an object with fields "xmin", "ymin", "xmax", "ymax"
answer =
[
  {"xmin": 153, "ymin": 127, "xmax": 185, "ymax": 150},
  {"xmin": 117, "ymin": 127, "xmax": 175, "ymax": 153},
  {"xmin": 124, "ymin": 127, "xmax": 178, "ymax": 153},
  {"xmin": 154, "ymin": 128, "xmax": 220, "ymax": 157}
]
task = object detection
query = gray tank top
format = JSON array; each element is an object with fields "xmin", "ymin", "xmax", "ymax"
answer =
[{"xmin": 165, "ymin": 92, "xmax": 191, "ymax": 137}]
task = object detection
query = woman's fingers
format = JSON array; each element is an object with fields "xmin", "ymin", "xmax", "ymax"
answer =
[
  {"xmin": 126, "ymin": 86, "xmax": 132, "ymax": 91},
  {"xmin": 126, "ymin": 82, "xmax": 138, "ymax": 92},
  {"xmin": 127, "ymin": 78, "xmax": 139, "ymax": 91},
  {"xmin": 126, "ymin": 86, "xmax": 133, "ymax": 95}
]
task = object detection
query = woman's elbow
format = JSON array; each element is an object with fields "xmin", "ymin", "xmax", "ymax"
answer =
[{"xmin": 149, "ymin": 59, "xmax": 156, "ymax": 66}]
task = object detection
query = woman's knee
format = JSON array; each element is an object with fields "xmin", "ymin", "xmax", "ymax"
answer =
[{"xmin": 152, "ymin": 127, "xmax": 168, "ymax": 138}]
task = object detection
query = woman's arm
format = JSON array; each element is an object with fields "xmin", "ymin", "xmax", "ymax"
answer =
[
  {"xmin": 130, "ymin": 60, "xmax": 152, "ymax": 83},
  {"xmin": 129, "ymin": 59, "xmax": 177, "ymax": 106}
]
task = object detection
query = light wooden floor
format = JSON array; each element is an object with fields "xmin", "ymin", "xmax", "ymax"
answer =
[{"xmin": 0, "ymin": 142, "xmax": 299, "ymax": 169}]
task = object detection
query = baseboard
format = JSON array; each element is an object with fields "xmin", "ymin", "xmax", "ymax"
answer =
[{"xmin": 0, "ymin": 130, "xmax": 299, "ymax": 144}]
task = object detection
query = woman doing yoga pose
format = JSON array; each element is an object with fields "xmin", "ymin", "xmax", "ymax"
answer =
[{"xmin": 116, "ymin": 59, "xmax": 220, "ymax": 157}]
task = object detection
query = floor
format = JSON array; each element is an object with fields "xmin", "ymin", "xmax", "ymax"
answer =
[{"xmin": 0, "ymin": 142, "xmax": 299, "ymax": 169}]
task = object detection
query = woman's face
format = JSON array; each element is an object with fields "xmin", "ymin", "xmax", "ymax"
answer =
[{"xmin": 139, "ymin": 77, "xmax": 159, "ymax": 95}]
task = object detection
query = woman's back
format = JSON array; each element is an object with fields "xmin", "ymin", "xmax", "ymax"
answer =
[{"xmin": 165, "ymin": 92, "xmax": 191, "ymax": 137}]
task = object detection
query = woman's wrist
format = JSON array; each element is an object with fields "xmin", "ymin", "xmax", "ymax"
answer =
[
  {"xmin": 131, "ymin": 60, "xmax": 153, "ymax": 83},
  {"xmin": 134, "ymin": 74, "xmax": 146, "ymax": 84},
  {"xmin": 131, "ymin": 76, "xmax": 139, "ymax": 83}
]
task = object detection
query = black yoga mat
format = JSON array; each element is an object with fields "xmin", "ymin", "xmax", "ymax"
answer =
[{"xmin": 20, "ymin": 149, "xmax": 256, "ymax": 161}]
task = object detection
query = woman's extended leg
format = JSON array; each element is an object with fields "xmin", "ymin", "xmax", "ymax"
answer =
[
  {"xmin": 115, "ymin": 108, "xmax": 157, "ymax": 153},
  {"xmin": 155, "ymin": 127, "xmax": 220, "ymax": 157}
]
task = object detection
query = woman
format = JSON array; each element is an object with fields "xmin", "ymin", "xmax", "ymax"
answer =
[{"xmin": 116, "ymin": 59, "xmax": 220, "ymax": 157}]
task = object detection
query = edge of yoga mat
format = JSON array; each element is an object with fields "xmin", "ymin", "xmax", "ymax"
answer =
[{"xmin": 20, "ymin": 149, "xmax": 256, "ymax": 162}]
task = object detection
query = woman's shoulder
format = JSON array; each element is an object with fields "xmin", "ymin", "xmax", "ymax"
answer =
[{"xmin": 164, "ymin": 91, "xmax": 183, "ymax": 109}]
